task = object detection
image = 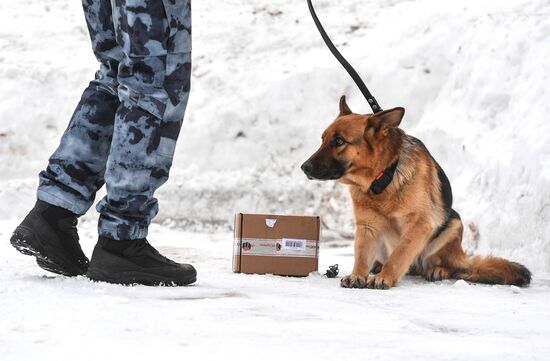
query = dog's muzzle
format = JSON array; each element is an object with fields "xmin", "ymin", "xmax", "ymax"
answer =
[{"xmin": 301, "ymin": 159, "xmax": 345, "ymax": 180}]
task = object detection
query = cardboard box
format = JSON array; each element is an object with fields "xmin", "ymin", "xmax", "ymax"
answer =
[{"xmin": 233, "ymin": 213, "xmax": 320, "ymax": 276}]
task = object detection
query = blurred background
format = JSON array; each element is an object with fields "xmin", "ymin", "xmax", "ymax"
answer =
[{"xmin": 1, "ymin": 0, "xmax": 549, "ymax": 274}]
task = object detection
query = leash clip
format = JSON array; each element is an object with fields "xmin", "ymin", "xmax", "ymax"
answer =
[{"xmin": 325, "ymin": 264, "xmax": 339, "ymax": 278}]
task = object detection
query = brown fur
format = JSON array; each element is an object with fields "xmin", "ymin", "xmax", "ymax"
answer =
[{"xmin": 302, "ymin": 96, "xmax": 531, "ymax": 289}]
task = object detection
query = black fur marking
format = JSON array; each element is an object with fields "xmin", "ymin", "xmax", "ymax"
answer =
[
  {"xmin": 512, "ymin": 262, "xmax": 532, "ymax": 286},
  {"xmin": 430, "ymin": 218, "xmax": 450, "ymax": 241},
  {"xmin": 430, "ymin": 209, "xmax": 461, "ymax": 242},
  {"xmin": 409, "ymin": 135, "xmax": 458, "ymax": 241},
  {"xmin": 437, "ymin": 163, "xmax": 453, "ymax": 213},
  {"xmin": 449, "ymin": 208, "xmax": 460, "ymax": 220},
  {"xmin": 410, "ymin": 136, "xmax": 453, "ymax": 211}
]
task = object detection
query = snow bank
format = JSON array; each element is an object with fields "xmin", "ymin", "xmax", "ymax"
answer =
[{"xmin": 0, "ymin": 0, "xmax": 549, "ymax": 272}]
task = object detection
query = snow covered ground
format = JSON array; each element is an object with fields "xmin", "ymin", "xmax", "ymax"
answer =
[
  {"xmin": 1, "ymin": 0, "xmax": 550, "ymax": 360},
  {"xmin": 1, "ymin": 219, "xmax": 549, "ymax": 361}
]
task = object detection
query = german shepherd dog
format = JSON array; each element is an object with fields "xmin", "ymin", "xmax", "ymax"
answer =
[{"xmin": 302, "ymin": 96, "xmax": 531, "ymax": 289}]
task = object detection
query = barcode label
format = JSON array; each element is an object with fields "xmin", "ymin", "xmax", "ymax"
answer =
[
  {"xmin": 281, "ymin": 238, "xmax": 306, "ymax": 251},
  {"xmin": 236, "ymin": 238, "xmax": 317, "ymax": 257}
]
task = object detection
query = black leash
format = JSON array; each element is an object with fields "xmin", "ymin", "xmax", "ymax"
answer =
[{"xmin": 307, "ymin": 0, "xmax": 382, "ymax": 114}]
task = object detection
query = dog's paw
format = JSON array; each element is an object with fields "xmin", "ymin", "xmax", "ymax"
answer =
[
  {"xmin": 366, "ymin": 273, "xmax": 396, "ymax": 289},
  {"xmin": 425, "ymin": 266, "xmax": 450, "ymax": 282},
  {"xmin": 340, "ymin": 274, "xmax": 367, "ymax": 288}
]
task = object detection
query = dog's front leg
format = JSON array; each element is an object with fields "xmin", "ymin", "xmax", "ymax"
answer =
[
  {"xmin": 341, "ymin": 223, "xmax": 380, "ymax": 288},
  {"xmin": 367, "ymin": 216, "xmax": 433, "ymax": 289}
]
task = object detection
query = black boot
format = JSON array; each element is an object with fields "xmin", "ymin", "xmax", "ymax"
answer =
[
  {"xmin": 86, "ymin": 236, "xmax": 197, "ymax": 286},
  {"xmin": 10, "ymin": 200, "xmax": 89, "ymax": 276}
]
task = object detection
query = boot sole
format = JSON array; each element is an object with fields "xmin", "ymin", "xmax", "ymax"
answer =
[
  {"xmin": 10, "ymin": 226, "xmax": 86, "ymax": 277},
  {"xmin": 86, "ymin": 267, "xmax": 196, "ymax": 286}
]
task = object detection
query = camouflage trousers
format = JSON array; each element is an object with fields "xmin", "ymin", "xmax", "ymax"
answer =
[{"xmin": 37, "ymin": 0, "xmax": 191, "ymax": 240}]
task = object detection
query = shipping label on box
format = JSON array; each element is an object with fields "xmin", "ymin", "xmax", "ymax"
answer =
[{"xmin": 233, "ymin": 213, "xmax": 320, "ymax": 276}]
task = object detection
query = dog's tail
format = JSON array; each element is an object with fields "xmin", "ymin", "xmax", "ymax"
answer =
[{"xmin": 455, "ymin": 255, "xmax": 531, "ymax": 286}]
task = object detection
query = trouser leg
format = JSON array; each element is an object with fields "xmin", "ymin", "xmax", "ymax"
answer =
[
  {"xmin": 37, "ymin": 0, "xmax": 122, "ymax": 216},
  {"xmin": 96, "ymin": 0, "xmax": 192, "ymax": 240}
]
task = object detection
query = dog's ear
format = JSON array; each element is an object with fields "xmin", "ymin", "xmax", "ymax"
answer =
[
  {"xmin": 368, "ymin": 107, "xmax": 405, "ymax": 131},
  {"xmin": 339, "ymin": 95, "xmax": 353, "ymax": 116}
]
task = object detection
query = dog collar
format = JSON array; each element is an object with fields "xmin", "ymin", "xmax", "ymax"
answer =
[{"xmin": 370, "ymin": 160, "xmax": 399, "ymax": 195}]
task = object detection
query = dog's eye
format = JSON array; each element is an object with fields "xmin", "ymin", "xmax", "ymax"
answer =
[{"xmin": 332, "ymin": 137, "xmax": 346, "ymax": 147}]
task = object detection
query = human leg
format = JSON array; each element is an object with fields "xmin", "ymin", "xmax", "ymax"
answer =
[
  {"xmin": 95, "ymin": 0, "xmax": 192, "ymax": 240},
  {"xmin": 38, "ymin": 0, "xmax": 123, "ymax": 215},
  {"xmin": 87, "ymin": 0, "xmax": 196, "ymax": 285},
  {"xmin": 10, "ymin": 0, "xmax": 122, "ymax": 276}
]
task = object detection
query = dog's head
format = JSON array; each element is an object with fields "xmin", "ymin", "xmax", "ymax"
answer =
[{"xmin": 301, "ymin": 95, "xmax": 405, "ymax": 183}]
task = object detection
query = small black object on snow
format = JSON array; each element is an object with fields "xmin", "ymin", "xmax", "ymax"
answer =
[{"xmin": 325, "ymin": 264, "xmax": 339, "ymax": 278}]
